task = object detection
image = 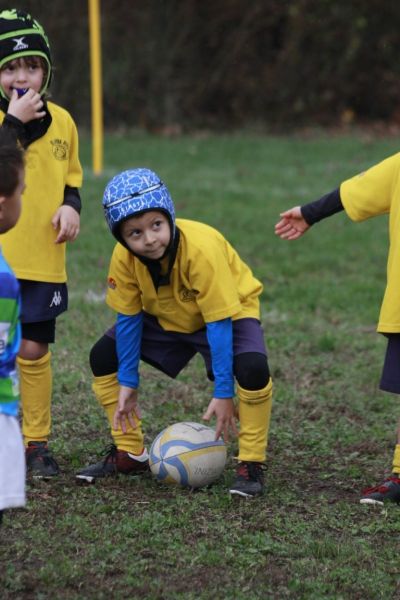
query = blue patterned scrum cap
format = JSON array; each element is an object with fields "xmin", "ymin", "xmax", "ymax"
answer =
[
  {"xmin": 0, "ymin": 9, "xmax": 52, "ymax": 98},
  {"xmin": 102, "ymin": 168, "xmax": 176, "ymax": 240}
]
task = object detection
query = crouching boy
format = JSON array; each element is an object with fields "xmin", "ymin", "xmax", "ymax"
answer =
[{"xmin": 77, "ymin": 168, "xmax": 273, "ymax": 497}]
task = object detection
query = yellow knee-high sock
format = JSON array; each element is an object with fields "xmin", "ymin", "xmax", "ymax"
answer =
[
  {"xmin": 392, "ymin": 444, "xmax": 400, "ymax": 475},
  {"xmin": 92, "ymin": 373, "xmax": 145, "ymax": 454},
  {"xmin": 18, "ymin": 351, "xmax": 52, "ymax": 445},
  {"xmin": 237, "ymin": 378, "xmax": 273, "ymax": 463}
]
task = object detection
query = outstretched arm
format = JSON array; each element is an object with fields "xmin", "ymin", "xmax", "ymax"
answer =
[{"xmin": 275, "ymin": 189, "xmax": 344, "ymax": 240}]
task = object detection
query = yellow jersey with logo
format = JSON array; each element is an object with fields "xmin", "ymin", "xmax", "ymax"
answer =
[
  {"xmin": 0, "ymin": 101, "xmax": 82, "ymax": 283},
  {"xmin": 106, "ymin": 218, "xmax": 263, "ymax": 333},
  {"xmin": 340, "ymin": 152, "xmax": 400, "ymax": 332}
]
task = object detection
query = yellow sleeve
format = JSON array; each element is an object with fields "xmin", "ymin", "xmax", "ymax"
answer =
[
  {"xmin": 106, "ymin": 244, "xmax": 143, "ymax": 315},
  {"xmin": 340, "ymin": 153, "xmax": 400, "ymax": 222}
]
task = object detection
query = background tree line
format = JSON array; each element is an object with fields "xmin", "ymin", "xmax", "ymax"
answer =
[{"xmin": 10, "ymin": 0, "xmax": 400, "ymax": 131}]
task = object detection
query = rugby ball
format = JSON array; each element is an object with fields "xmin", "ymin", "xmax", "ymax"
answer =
[{"xmin": 149, "ymin": 421, "xmax": 227, "ymax": 488}]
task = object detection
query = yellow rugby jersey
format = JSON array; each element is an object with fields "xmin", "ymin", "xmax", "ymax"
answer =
[
  {"xmin": 106, "ymin": 218, "xmax": 263, "ymax": 333},
  {"xmin": 340, "ymin": 152, "xmax": 400, "ymax": 332},
  {"xmin": 0, "ymin": 101, "xmax": 82, "ymax": 283}
]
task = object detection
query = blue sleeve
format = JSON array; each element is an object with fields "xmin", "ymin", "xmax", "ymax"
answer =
[
  {"xmin": 206, "ymin": 318, "xmax": 234, "ymax": 398},
  {"xmin": 0, "ymin": 265, "xmax": 21, "ymax": 416},
  {"xmin": 116, "ymin": 312, "xmax": 143, "ymax": 389}
]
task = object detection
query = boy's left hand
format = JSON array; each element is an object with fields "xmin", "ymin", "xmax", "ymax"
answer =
[
  {"xmin": 52, "ymin": 205, "xmax": 80, "ymax": 243},
  {"xmin": 203, "ymin": 397, "xmax": 238, "ymax": 442}
]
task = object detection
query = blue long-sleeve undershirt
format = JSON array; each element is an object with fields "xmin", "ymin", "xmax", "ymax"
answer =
[
  {"xmin": 116, "ymin": 312, "xmax": 143, "ymax": 388},
  {"xmin": 116, "ymin": 312, "xmax": 234, "ymax": 398},
  {"xmin": 206, "ymin": 318, "xmax": 234, "ymax": 398}
]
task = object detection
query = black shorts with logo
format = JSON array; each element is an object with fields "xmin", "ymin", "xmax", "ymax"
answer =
[{"xmin": 19, "ymin": 280, "xmax": 68, "ymax": 344}]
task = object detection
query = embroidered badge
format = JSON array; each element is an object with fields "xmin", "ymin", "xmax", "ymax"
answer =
[
  {"xmin": 108, "ymin": 277, "xmax": 117, "ymax": 290},
  {"xmin": 50, "ymin": 139, "xmax": 69, "ymax": 160},
  {"xmin": 180, "ymin": 286, "xmax": 197, "ymax": 302}
]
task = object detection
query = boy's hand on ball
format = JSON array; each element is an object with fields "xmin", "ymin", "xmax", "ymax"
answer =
[
  {"xmin": 202, "ymin": 397, "xmax": 238, "ymax": 442},
  {"xmin": 274, "ymin": 206, "xmax": 310, "ymax": 240},
  {"xmin": 113, "ymin": 386, "xmax": 141, "ymax": 433},
  {"xmin": 8, "ymin": 88, "xmax": 46, "ymax": 122}
]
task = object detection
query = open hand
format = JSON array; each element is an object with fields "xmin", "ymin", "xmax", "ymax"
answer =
[{"xmin": 275, "ymin": 206, "xmax": 310, "ymax": 240}]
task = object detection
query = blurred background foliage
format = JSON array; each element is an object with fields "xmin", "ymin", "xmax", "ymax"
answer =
[{"xmin": 8, "ymin": 0, "xmax": 400, "ymax": 131}]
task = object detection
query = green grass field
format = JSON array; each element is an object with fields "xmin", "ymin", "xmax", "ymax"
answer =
[{"xmin": 1, "ymin": 131, "xmax": 400, "ymax": 599}]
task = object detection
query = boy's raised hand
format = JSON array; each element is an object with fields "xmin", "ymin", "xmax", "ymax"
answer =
[
  {"xmin": 52, "ymin": 205, "xmax": 80, "ymax": 243},
  {"xmin": 113, "ymin": 385, "xmax": 142, "ymax": 433},
  {"xmin": 8, "ymin": 88, "xmax": 46, "ymax": 122},
  {"xmin": 275, "ymin": 206, "xmax": 310, "ymax": 240},
  {"xmin": 203, "ymin": 397, "xmax": 238, "ymax": 442}
]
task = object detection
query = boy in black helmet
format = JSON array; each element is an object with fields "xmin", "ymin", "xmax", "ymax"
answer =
[{"xmin": 0, "ymin": 9, "xmax": 83, "ymax": 478}]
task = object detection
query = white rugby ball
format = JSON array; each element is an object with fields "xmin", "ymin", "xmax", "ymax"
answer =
[{"xmin": 149, "ymin": 421, "xmax": 227, "ymax": 488}]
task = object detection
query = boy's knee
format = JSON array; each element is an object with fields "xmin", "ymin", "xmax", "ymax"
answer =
[
  {"xmin": 234, "ymin": 352, "xmax": 270, "ymax": 390},
  {"xmin": 90, "ymin": 335, "xmax": 118, "ymax": 376},
  {"xmin": 18, "ymin": 340, "xmax": 49, "ymax": 361}
]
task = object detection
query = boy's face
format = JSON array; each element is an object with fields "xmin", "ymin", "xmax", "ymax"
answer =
[
  {"xmin": 0, "ymin": 57, "xmax": 44, "ymax": 98},
  {"xmin": 120, "ymin": 210, "xmax": 171, "ymax": 259},
  {"xmin": 0, "ymin": 167, "xmax": 25, "ymax": 234}
]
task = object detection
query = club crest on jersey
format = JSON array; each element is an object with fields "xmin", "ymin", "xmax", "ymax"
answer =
[
  {"xmin": 179, "ymin": 285, "xmax": 197, "ymax": 302},
  {"xmin": 108, "ymin": 277, "xmax": 117, "ymax": 290},
  {"xmin": 12, "ymin": 37, "xmax": 29, "ymax": 51},
  {"xmin": 50, "ymin": 139, "xmax": 69, "ymax": 160}
]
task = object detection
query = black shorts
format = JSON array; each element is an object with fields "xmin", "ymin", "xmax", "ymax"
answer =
[
  {"xmin": 19, "ymin": 280, "xmax": 68, "ymax": 323},
  {"xmin": 105, "ymin": 314, "xmax": 267, "ymax": 380},
  {"xmin": 22, "ymin": 320, "xmax": 56, "ymax": 344},
  {"xmin": 380, "ymin": 333, "xmax": 400, "ymax": 394},
  {"xmin": 19, "ymin": 280, "xmax": 68, "ymax": 344}
]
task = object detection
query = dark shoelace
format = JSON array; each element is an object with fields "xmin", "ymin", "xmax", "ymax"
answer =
[{"xmin": 101, "ymin": 444, "xmax": 119, "ymax": 466}]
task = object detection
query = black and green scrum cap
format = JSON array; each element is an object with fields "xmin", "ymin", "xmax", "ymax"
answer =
[{"xmin": 0, "ymin": 8, "xmax": 52, "ymax": 99}]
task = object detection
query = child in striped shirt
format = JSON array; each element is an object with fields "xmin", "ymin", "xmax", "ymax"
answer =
[{"xmin": 0, "ymin": 128, "xmax": 26, "ymax": 524}]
